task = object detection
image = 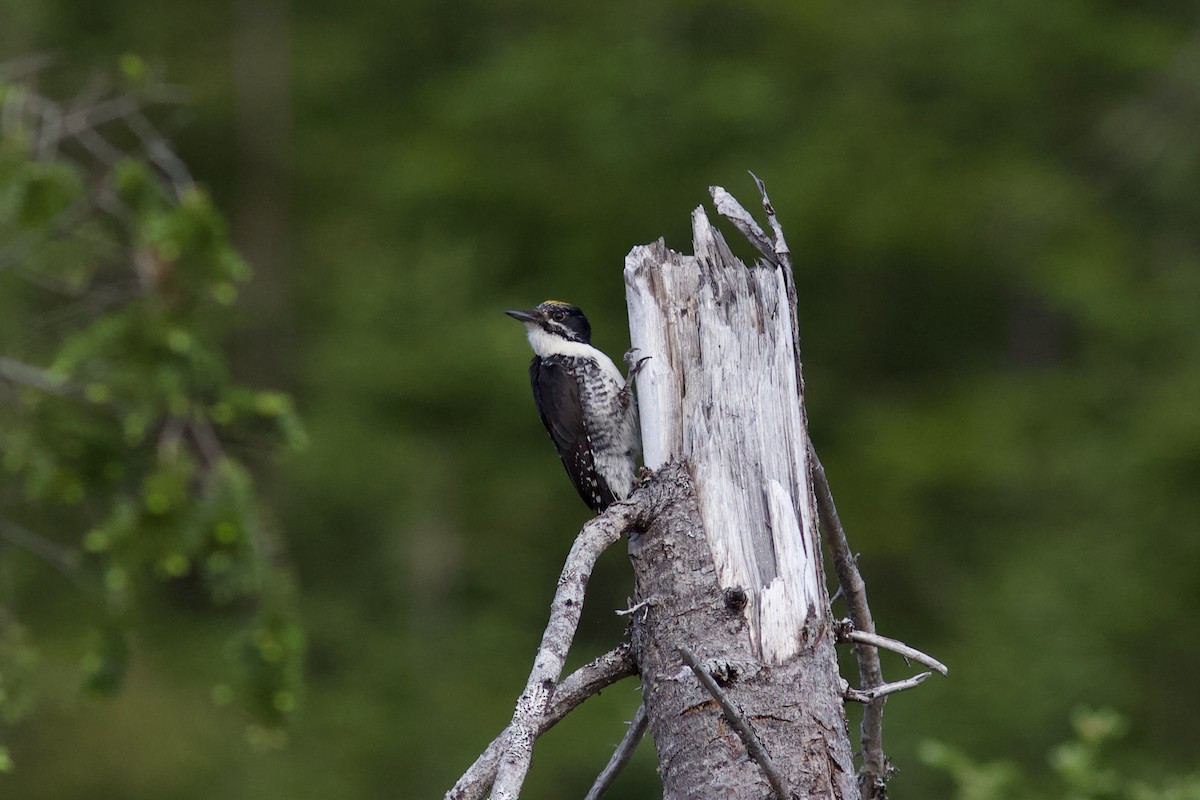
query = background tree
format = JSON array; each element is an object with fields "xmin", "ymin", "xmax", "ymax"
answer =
[
  {"xmin": 1, "ymin": 1, "xmax": 1199, "ymax": 797},
  {"xmin": 0, "ymin": 68, "xmax": 304, "ymax": 772}
]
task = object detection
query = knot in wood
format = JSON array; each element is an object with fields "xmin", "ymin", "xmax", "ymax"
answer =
[{"xmin": 723, "ymin": 586, "xmax": 748, "ymax": 614}]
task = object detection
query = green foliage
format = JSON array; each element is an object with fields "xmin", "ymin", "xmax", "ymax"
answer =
[
  {"xmin": 0, "ymin": 613, "xmax": 37, "ymax": 726},
  {"xmin": 922, "ymin": 708, "xmax": 1200, "ymax": 800},
  {"xmin": 0, "ymin": 75, "xmax": 304, "ymax": 764}
]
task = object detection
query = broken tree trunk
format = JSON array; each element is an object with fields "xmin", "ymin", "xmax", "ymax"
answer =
[
  {"xmin": 623, "ymin": 198, "xmax": 859, "ymax": 799},
  {"xmin": 448, "ymin": 182, "xmax": 945, "ymax": 800}
]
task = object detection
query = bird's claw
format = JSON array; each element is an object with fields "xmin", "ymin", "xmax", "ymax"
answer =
[{"xmin": 624, "ymin": 348, "xmax": 652, "ymax": 377}]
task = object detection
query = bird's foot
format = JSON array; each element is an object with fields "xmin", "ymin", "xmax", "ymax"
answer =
[{"xmin": 624, "ymin": 348, "xmax": 652, "ymax": 378}]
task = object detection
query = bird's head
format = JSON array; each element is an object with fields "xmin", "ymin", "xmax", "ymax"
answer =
[{"xmin": 505, "ymin": 300, "xmax": 592, "ymax": 345}]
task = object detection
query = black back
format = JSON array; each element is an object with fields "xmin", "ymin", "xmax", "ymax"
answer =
[{"xmin": 529, "ymin": 356, "xmax": 617, "ymax": 512}]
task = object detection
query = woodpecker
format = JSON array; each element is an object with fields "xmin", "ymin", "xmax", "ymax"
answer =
[{"xmin": 505, "ymin": 301, "xmax": 642, "ymax": 513}]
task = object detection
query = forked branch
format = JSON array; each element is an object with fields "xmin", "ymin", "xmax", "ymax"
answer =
[
  {"xmin": 450, "ymin": 473, "xmax": 666, "ymax": 800},
  {"xmin": 447, "ymin": 644, "xmax": 638, "ymax": 800},
  {"xmin": 836, "ymin": 623, "xmax": 949, "ymax": 677},
  {"xmin": 488, "ymin": 498, "xmax": 648, "ymax": 800},
  {"xmin": 844, "ymin": 673, "xmax": 933, "ymax": 704}
]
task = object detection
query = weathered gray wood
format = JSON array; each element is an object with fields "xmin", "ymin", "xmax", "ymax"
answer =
[
  {"xmin": 623, "ymin": 463, "xmax": 856, "ymax": 799},
  {"xmin": 622, "ymin": 201, "xmax": 859, "ymax": 800},
  {"xmin": 625, "ymin": 207, "xmax": 823, "ymax": 665}
]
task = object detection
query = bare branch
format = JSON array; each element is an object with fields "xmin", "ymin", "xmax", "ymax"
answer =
[
  {"xmin": 446, "ymin": 643, "xmax": 637, "ymax": 800},
  {"xmin": 0, "ymin": 517, "xmax": 79, "ymax": 580},
  {"xmin": 2, "ymin": 73, "xmax": 187, "ymax": 164},
  {"xmin": 0, "ymin": 52, "xmax": 57, "ymax": 82},
  {"xmin": 614, "ymin": 597, "xmax": 650, "ymax": 616},
  {"xmin": 549, "ymin": 644, "xmax": 637, "ymax": 723},
  {"xmin": 838, "ymin": 624, "xmax": 949, "ymax": 677},
  {"xmin": 487, "ymin": 492, "xmax": 655, "ymax": 800},
  {"xmin": 35, "ymin": 95, "xmax": 62, "ymax": 160},
  {"xmin": 0, "ymin": 355, "xmax": 74, "ymax": 397},
  {"xmin": 127, "ymin": 111, "xmax": 195, "ymax": 196},
  {"xmin": 810, "ymin": 440, "xmax": 891, "ymax": 795},
  {"xmin": 189, "ymin": 416, "xmax": 228, "ymax": 468},
  {"xmin": 583, "ymin": 702, "xmax": 649, "ymax": 800},
  {"xmin": 845, "ymin": 672, "xmax": 932, "ymax": 703},
  {"xmin": 678, "ymin": 645, "xmax": 794, "ymax": 800},
  {"xmin": 60, "ymin": 95, "xmax": 142, "ymax": 142},
  {"xmin": 75, "ymin": 127, "xmax": 126, "ymax": 166}
]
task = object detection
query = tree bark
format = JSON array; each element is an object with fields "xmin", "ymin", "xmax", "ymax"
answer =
[{"xmin": 622, "ymin": 202, "xmax": 859, "ymax": 799}]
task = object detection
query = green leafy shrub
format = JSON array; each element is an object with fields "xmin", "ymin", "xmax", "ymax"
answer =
[
  {"xmin": 0, "ymin": 68, "xmax": 305, "ymax": 763},
  {"xmin": 922, "ymin": 708, "xmax": 1200, "ymax": 800}
]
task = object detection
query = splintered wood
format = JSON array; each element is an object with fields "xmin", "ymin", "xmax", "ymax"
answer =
[{"xmin": 624, "ymin": 205, "xmax": 825, "ymax": 664}]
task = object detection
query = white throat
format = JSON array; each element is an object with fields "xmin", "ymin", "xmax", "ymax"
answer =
[{"xmin": 525, "ymin": 325, "xmax": 624, "ymax": 383}]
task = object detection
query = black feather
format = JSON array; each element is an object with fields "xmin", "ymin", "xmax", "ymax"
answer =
[{"xmin": 529, "ymin": 356, "xmax": 617, "ymax": 512}]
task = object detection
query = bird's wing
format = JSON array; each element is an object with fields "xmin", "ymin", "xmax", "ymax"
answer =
[{"xmin": 530, "ymin": 357, "xmax": 617, "ymax": 512}]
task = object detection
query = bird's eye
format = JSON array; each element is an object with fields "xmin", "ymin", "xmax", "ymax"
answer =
[{"xmin": 552, "ymin": 310, "xmax": 566, "ymax": 321}]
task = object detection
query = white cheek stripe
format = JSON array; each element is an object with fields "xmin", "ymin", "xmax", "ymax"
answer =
[{"xmin": 525, "ymin": 325, "xmax": 625, "ymax": 385}]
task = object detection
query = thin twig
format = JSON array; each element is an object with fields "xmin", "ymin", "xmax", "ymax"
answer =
[
  {"xmin": 6, "ymin": 76, "xmax": 187, "ymax": 158},
  {"xmin": 59, "ymin": 95, "xmax": 142, "ymax": 142},
  {"xmin": 0, "ymin": 52, "xmax": 57, "ymax": 82},
  {"xmin": 678, "ymin": 646, "xmax": 794, "ymax": 800},
  {"xmin": 0, "ymin": 517, "xmax": 79, "ymax": 580},
  {"xmin": 583, "ymin": 703, "xmax": 649, "ymax": 800},
  {"xmin": 810, "ymin": 440, "xmax": 891, "ymax": 795},
  {"xmin": 0, "ymin": 355, "xmax": 73, "ymax": 397},
  {"xmin": 128, "ymin": 111, "xmax": 195, "ymax": 196},
  {"xmin": 488, "ymin": 495, "xmax": 653, "ymax": 800},
  {"xmin": 446, "ymin": 643, "xmax": 638, "ymax": 800},
  {"xmin": 189, "ymin": 417, "xmax": 228, "ymax": 468},
  {"xmin": 614, "ymin": 597, "xmax": 650, "ymax": 616},
  {"xmin": 845, "ymin": 672, "xmax": 932, "ymax": 703},
  {"xmin": 66, "ymin": 74, "xmax": 111, "ymax": 120},
  {"xmin": 75, "ymin": 127, "xmax": 125, "ymax": 166},
  {"xmin": 839, "ymin": 626, "xmax": 949, "ymax": 676},
  {"xmin": 36, "ymin": 96, "xmax": 62, "ymax": 160}
]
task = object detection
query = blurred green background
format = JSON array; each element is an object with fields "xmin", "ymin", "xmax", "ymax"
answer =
[{"xmin": 3, "ymin": 0, "xmax": 1200, "ymax": 797}]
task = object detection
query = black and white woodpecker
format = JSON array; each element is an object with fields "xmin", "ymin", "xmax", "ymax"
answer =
[{"xmin": 505, "ymin": 301, "xmax": 643, "ymax": 513}]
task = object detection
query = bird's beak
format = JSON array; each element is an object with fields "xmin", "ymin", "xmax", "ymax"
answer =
[{"xmin": 504, "ymin": 308, "xmax": 541, "ymax": 324}]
